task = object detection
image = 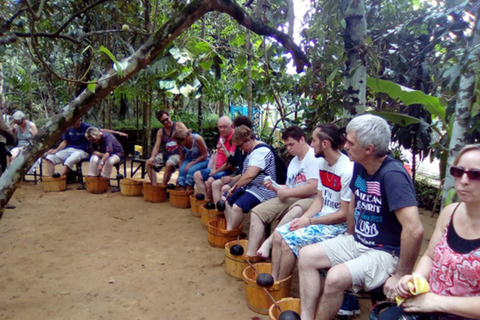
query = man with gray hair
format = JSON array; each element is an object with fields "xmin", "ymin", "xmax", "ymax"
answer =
[
  {"xmin": 194, "ymin": 116, "xmax": 235, "ymax": 199},
  {"xmin": 297, "ymin": 114, "xmax": 424, "ymax": 320}
]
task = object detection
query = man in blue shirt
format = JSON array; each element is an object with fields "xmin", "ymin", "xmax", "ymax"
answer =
[
  {"xmin": 45, "ymin": 118, "xmax": 91, "ymax": 177},
  {"xmin": 297, "ymin": 114, "xmax": 424, "ymax": 320}
]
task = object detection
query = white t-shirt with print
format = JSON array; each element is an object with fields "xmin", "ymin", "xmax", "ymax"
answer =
[
  {"xmin": 317, "ymin": 153, "xmax": 353, "ymax": 216},
  {"xmin": 286, "ymin": 147, "xmax": 320, "ymax": 191}
]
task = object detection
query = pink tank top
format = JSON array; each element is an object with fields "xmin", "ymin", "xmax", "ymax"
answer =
[{"xmin": 429, "ymin": 205, "xmax": 480, "ymax": 297}]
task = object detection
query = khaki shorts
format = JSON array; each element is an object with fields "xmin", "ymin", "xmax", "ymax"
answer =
[
  {"xmin": 252, "ymin": 197, "xmax": 313, "ymax": 224},
  {"xmin": 321, "ymin": 234, "xmax": 398, "ymax": 292},
  {"xmin": 154, "ymin": 153, "xmax": 180, "ymax": 168}
]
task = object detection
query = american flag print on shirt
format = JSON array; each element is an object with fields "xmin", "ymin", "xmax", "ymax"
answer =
[
  {"xmin": 366, "ymin": 181, "xmax": 381, "ymax": 197},
  {"xmin": 354, "ymin": 176, "xmax": 381, "ymax": 197}
]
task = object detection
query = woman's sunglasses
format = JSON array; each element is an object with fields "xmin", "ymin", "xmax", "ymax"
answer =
[{"xmin": 450, "ymin": 166, "xmax": 480, "ymax": 180}]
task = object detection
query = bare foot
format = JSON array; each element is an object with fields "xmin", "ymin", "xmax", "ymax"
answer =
[{"xmin": 256, "ymin": 242, "xmax": 272, "ymax": 259}]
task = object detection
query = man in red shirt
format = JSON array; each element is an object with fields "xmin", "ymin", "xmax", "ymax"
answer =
[{"xmin": 194, "ymin": 116, "xmax": 235, "ymax": 200}]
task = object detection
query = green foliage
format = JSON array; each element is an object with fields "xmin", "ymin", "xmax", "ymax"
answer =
[
  {"xmin": 367, "ymin": 78, "xmax": 446, "ymax": 123},
  {"xmin": 415, "ymin": 179, "xmax": 441, "ymax": 213}
]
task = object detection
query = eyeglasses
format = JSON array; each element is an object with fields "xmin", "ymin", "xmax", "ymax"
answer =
[
  {"xmin": 450, "ymin": 166, "xmax": 480, "ymax": 181},
  {"xmin": 160, "ymin": 117, "xmax": 169, "ymax": 124}
]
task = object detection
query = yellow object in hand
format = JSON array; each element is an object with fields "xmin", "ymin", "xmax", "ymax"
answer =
[{"xmin": 396, "ymin": 274, "xmax": 430, "ymax": 306}]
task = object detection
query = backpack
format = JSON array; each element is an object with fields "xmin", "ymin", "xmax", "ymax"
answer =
[{"xmin": 252, "ymin": 144, "xmax": 287, "ymax": 184}]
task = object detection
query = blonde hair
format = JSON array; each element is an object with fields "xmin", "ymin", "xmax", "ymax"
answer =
[
  {"xmin": 232, "ymin": 125, "xmax": 253, "ymax": 145},
  {"xmin": 172, "ymin": 129, "xmax": 190, "ymax": 141},
  {"xmin": 85, "ymin": 127, "xmax": 101, "ymax": 140},
  {"xmin": 453, "ymin": 144, "xmax": 480, "ymax": 166}
]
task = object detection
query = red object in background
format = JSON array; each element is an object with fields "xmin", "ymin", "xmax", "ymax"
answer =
[{"xmin": 404, "ymin": 164, "xmax": 412, "ymax": 176}]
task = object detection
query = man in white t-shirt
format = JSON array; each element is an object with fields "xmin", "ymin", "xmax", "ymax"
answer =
[
  {"xmin": 245, "ymin": 126, "xmax": 320, "ymax": 258},
  {"xmin": 271, "ymin": 123, "xmax": 353, "ymax": 282}
]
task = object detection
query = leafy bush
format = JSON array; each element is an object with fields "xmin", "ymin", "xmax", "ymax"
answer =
[{"xmin": 415, "ymin": 179, "xmax": 441, "ymax": 213}]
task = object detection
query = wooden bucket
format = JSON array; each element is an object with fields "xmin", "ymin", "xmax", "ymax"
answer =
[
  {"xmin": 242, "ymin": 263, "xmax": 293, "ymax": 315},
  {"xmin": 43, "ymin": 176, "xmax": 67, "ymax": 192},
  {"xmin": 201, "ymin": 204, "xmax": 223, "ymax": 229},
  {"xmin": 143, "ymin": 182, "xmax": 167, "ymax": 203},
  {"xmin": 120, "ymin": 178, "xmax": 143, "ymax": 196},
  {"xmin": 207, "ymin": 219, "xmax": 242, "ymax": 248},
  {"xmin": 85, "ymin": 176, "xmax": 109, "ymax": 194},
  {"xmin": 169, "ymin": 189, "xmax": 194, "ymax": 208},
  {"xmin": 190, "ymin": 195, "xmax": 206, "ymax": 217},
  {"xmin": 268, "ymin": 297, "xmax": 301, "ymax": 320},
  {"xmin": 225, "ymin": 240, "xmax": 263, "ymax": 280}
]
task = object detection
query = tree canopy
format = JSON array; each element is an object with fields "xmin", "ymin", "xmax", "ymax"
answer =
[{"xmin": 1, "ymin": 0, "xmax": 479, "ymax": 213}]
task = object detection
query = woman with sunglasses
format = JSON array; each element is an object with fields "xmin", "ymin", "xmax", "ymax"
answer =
[
  {"xmin": 378, "ymin": 144, "xmax": 480, "ymax": 319},
  {"xmin": 146, "ymin": 110, "xmax": 188, "ymax": 186},
  {"xmin": 172, "ymin": 129, "xmax": 209, "ymax": 191}
]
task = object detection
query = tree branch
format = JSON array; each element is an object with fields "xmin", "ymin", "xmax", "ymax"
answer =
[
  {"xmin": 54, "ymin": 0, "xmax": 110, "ymax": 35},
  {"xmin": 14, "ymin": 32, "xmax": 81, "ymax": 44},
  {"xmin": 0, "ymin": 0, "xmax": 310, "ymax": 215},
  {"xmin": 213, "ymin": 0, "xmax": 310, "ymax": 72}
]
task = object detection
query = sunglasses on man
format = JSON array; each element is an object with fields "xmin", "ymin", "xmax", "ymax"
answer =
[
  {"xmin": 160, "ymin": 117, "xmax": 169, "ymax": 124},
  {"xmin": 450, "ymin": 166, "xmax": 480, "ymax": 181}
]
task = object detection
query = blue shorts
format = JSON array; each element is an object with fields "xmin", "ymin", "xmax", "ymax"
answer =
[
  {"xmin": 227, "ymin": 188, "xmax": 261, "ymax": 213},
  {"xmin": 200, "ymin": 168, "xmax": 233, "ymax": 181}
]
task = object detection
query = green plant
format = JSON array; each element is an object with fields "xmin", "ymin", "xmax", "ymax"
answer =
[{"xmin": 415, "ymin": 179, "xmax": 441, "ymax": 213}]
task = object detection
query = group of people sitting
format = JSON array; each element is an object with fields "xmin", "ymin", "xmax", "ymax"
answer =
[
  {"xmin": 0, "ymin": 111, "xmax": 127, "ymax": 182},
  {"xmin": 145, "ymin": 111, "xmax": 480, "ymax": 319},
  {"xmin": 2, "ymin": 107, "xmax": 479, "ymax": 319}
]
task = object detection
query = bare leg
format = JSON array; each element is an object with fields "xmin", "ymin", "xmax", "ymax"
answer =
[
  {"xmin": 162, "ymin": 164, "xmax": 174, "ymax": 186},
  {"xmin": 271, "ymin": 231, "xmax": 283, "ymax": 280},
  {"xmin": 257, "ymin": 206, "xmax": 304, "ymax": 258},
  {"xmin": 60, "ymin": 166, "xmax": 71, "ymax": 176},
  {"xmin": 224, "ymin": 201, "xmax": 232, "ymax": 224},
  {"xmin": 227, "ymin": 204, "xmax": 243, "ymax": 230},
  {"xmin": 298, "ymin": 243, "xmax": 332, "ymax": 320},
  {"xmin": 194, "ymin": 171, "xmax": 206, "ymax": 195},
  {"xmin": 211, "ymin": 179, "xmax": 224, "ymax": 204},
  {"xmin": 147, "ymin": 164, "xmax": 157, "ymax": 186},
  {"xmin": 45, "ymin": 159, "xmax": 55, "ymax": 176},
  {"xmin": 277, "ymin": 238, "xmax": 298, "ymax": 280},
  {"xmin": 220, "ymin": 184, "xmax": 230, "ymax": 198},
  {"xmin": 205, "ymin": 177, "xmax": 214, "ymax": 200},
  {"xmin": 316, "ymin": 264, "xmax": 352, "ymax": 320},
  {"xmin": 245, "ymin": 212, "xmax": 265, "ymax": 256}
]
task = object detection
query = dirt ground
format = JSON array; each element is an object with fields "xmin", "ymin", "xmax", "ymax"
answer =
[{"xmin": 0, "ymin": 161, "xmax": 437, "ymax": 320}]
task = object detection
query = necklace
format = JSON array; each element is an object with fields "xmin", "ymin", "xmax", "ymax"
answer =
[{"xmin": 325, "ymin": 162, "xmax": 336, "ymax": 182}]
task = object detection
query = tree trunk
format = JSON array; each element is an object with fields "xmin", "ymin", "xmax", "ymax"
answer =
[
  {"xmin": 147, "ymin": 86, "xmax": 152, "ymax": 156},
  {"xmin": 107, "ymin": 98, "xmax": 112, "ymax": 129},
  {"xmin": 0, "ymin": 0, "xmax": 309, "ymax": 215},
  {"xmin": 342, "ymin": 0, "xmax": 367, "ymax": 122},
  {"xmin": 218, "ymin": 100, "xmax": 224, "ymax": 117},
  {"xmin": 0, "ymin": 61, "xmax": 3, "ymax": 109},
  {"xmin": 285, "ymin": 0, "xmax": 294, "ymax": 38},
  {"xmin": 442, "ymin": 10, "xmax": 480, "ymax": 208},
  {"xmin": 246, "ymin": 30, "xmax": 253, "ymax": 119}
]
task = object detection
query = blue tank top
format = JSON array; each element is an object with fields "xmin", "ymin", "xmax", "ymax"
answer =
[{"xmin": 183, "ymin": 134, "xmax": 201, "ymax": 160}]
